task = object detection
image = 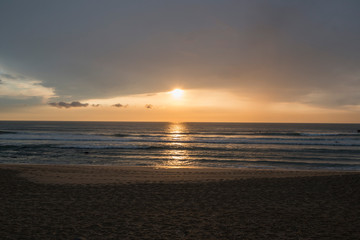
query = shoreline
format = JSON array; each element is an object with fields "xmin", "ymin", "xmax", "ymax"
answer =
[{"xmin": 0, "ymin": 163, "xmax": 357, "ymax": 185}]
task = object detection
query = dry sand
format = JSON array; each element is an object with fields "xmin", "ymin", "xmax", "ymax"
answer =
[{"xmin": 0, "ymin": 164, "xmax": 359, "ymax": 239}]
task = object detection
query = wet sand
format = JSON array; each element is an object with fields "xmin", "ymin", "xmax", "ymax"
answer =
[{"xmin": 0, "ymin": 164, "xmax": 359, "ymax": 239}]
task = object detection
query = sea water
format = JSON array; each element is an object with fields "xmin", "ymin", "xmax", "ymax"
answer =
[{"xmin": 0, "ymin": 121, "xmax": 359, "ymax": 170}]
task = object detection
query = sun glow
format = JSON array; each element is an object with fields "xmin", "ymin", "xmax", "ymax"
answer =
[{"xmin": 169, "ymin": 88, "xmax": 184, "ymax": 99}]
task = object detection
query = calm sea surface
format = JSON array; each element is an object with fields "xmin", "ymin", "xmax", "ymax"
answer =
[{"xmin": 0, "ymin": 121, "xmax": 359, "ymax": 170}]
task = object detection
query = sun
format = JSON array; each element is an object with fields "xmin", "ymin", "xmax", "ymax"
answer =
[{"xmin": 169, "ymin": 88, "xmax": 184, "ymax": 99}]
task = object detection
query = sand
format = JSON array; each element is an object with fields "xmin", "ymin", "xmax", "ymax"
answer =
[{"xmin": 0, "ymin": 164, "xmax": 359, "ymax": 239}]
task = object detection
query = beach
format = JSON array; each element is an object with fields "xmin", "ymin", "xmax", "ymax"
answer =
[{"xmin": 0, "ymin": 164, "xmax": 359, "ymax": 239}]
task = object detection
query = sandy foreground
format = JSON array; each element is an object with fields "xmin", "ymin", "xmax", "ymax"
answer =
[{"xmin": 0, "ymin": 164, "xmax": 359, "ymax": 239}]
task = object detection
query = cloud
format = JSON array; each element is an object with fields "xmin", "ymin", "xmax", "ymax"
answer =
[
  {"xmin": 48, "ymin": 101, "xmax": 89, "ymax": 109},
  {"xmin": 0, "ymin": 96, "xmax": 45, "ymax": 110},
  {"xmin": 92, "ymin": 104, "xmax": 100, "ymax": 107},
  {"xmin": 112, "ymin": 103, "xmax": 128, "ymax": 108},
  {"xmin": 0, "ymin": 73, "xmax": 19, "ymax": 80},
  {"xmin": 0, "ymin": 71, "xmax": 55, "ymax": 100},
  {"xmin": 1, "ymin": 1, "xmax": 360, "ymax": 109},
  {"xmin": 145, "ymin": 104, "xmax": 153, "ymax": 109},
  {"xmin": 0, "ymin": 70, "xmax": 55, "ymax": 110}
]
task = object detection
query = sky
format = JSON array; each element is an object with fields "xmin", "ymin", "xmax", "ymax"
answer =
[{"xmin": 1, "ymin": 0, "xmax": 360, "ymax": 123}]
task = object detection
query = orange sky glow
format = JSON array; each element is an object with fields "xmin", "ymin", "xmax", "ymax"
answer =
[{"xmin": 1, "ymin": 88, "xmax": 359, "ymax": 123}]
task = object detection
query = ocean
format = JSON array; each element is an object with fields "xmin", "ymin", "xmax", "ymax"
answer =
[{"xmin": 0, "ymin": 121, "xmax": 359, "ymax": 170}]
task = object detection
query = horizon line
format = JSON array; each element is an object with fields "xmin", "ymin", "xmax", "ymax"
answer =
[{"xmin": 0, "ymin": 120, "xmax": 359, "ymax": 125}]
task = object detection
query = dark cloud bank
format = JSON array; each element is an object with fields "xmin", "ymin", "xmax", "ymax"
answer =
[
  {"xmin": 1, "ymin": 0, "xmax": 360, "ymax": 108},
  {"xmin": 48, "ymin": 102, "xmax": 131, "ymax": 109},
  {"xmin": 48, "ymin": 101, "xmax": 89, "ymax": 109},
  {"xmin": 112, "ymin": 103, "xmax": 128, "ymax": 108}
]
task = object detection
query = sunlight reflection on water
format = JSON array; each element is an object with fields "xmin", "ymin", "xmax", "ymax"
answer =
[{"xmin": 159, "ymin": 122, "xmax": 192, "ymax": 168}]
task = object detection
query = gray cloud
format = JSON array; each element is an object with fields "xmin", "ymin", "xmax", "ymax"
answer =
[
  {"xmin": 112, "ymin": 103, "xmax": 123, "ymax": 108},
  {"xmin": 48, "ymin": 101, "xmax": 89, "ymax": 109},
  {"xmin": 145, "ymin": 104, "xmax": 153, "ymax": 109},
  {"xmin": 0, "ymin": 73, "xmax": 18, "ymax": 80},
  {"xmin": 92, "ymin": 104, "xmax": 100, "ymax": 107},
  {"xmin": 0, "ymin": 79, "xmax": 2, "ymax": 84},
  {"xmin": 1, "ymin": 1, "xmax": 360, "ymax": 108},
  {"xmin": 112, "ymin": 103, "xmax": 128, "ymax": 108},
  {"xmin": 0, "ymin": 96, "xmax": 44, "ymax": 110}
]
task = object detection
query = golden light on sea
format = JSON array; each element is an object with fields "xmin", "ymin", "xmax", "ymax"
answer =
[{"xmin": 158, "ymin": 122, "xmax": 191, "ymax": 168}]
